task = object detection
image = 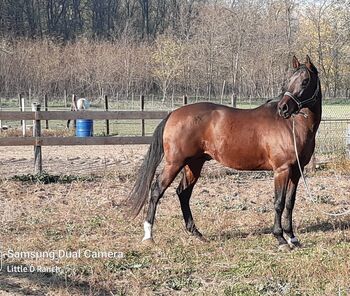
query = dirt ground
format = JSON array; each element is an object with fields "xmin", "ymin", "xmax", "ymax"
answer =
[
  {"xmin": 0, "ymin": 145, "xmax": 149, "ymax": 177},
  {"xmin": 0, "ymin": 145, "xmax": 350, "ymax": 295}
]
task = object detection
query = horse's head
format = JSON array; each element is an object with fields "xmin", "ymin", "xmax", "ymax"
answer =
[{"xmin": 278, "ymin": 55, "xmax": 320, "ymax": 119}]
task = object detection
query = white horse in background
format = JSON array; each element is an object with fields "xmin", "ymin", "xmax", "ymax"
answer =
[
  {"xmin": 76, "ymin": 98, "xmax": 90, "ymax": 110},
  {"xmin": 67, "ymin": 98, "xmax": 90, "ymax": 128}
]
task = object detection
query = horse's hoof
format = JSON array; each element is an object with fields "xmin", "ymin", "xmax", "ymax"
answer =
[
  {"xmin": 141, "ymin": 238, "xmax": 155, "ymax": 246},
  {"xmin": 196, "ymin": 235, "xmax": 208, "ymax": 243},
  {"xmin": 278, "ymin": 244, "xmax": 292, "ymax": 252},
  {"xmin": 289, "ymin": 241, "xmax": 302, "ymax": 249},
  {"xmin": 191, "ymin": 229, "xmax": 207, "ymax": 242},
  {"xmin": 288, "ymin": 237, "xmax": 302, "ymax": 249}
]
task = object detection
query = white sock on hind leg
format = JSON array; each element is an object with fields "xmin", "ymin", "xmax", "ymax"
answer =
[
  {"xmin": 288, "ymin": 237, "xmax": 299, "ymax": 244},
  {"xmin": 142, "ymin": 221, "xmax": 153, "ymax": 241}
]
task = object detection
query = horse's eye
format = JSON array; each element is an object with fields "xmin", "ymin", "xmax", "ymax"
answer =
[{"xmin": 302, "ymin": 79, "xmax": 309, "ymax": 86}]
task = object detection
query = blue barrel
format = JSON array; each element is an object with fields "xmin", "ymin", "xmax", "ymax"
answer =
[{"xmin": 76, "ymin": 119, "xmax": 93, "ymax": 137}]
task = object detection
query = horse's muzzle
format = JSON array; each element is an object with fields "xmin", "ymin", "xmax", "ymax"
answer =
[{"xmin": 278, "ymin": 103, "xmax": 291, "ymax": 119}]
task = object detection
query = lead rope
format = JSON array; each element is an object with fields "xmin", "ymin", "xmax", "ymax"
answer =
[{"xmin": 292, "ymin": 116, "xmax": 350, "ymax": 217}]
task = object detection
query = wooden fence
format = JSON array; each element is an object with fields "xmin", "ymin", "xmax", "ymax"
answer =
[
  {"xmin": 1, "ymin": 97, "xmax": 349, "ymax": 175},
  {"xmin": 0, "ymin": 105, "xmax": 170, "ymax": 173}
]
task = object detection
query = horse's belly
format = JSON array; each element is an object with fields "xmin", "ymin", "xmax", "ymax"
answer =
[
  {"xmin": 204, "ymin": 142, "xmax": 272, "ymax": 171},
  {"xmin": 218, "ymin": 155, "xmax": 272, "ymax": 171}
]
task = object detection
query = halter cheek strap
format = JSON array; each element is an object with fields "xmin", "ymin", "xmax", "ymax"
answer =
[{"xmin": 284, "ymin": 91, "xmax": 302, "ymax": 111}]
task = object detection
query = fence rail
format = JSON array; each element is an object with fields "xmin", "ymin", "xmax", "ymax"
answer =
[
  {"xmin": 0, "ymin": 136, "xmax": 154, "ymax": 146},
  {"xmin": 0, "ymin": 108, "xmax": 170, "ymax": 173},
  {"xmin": 0, "ymin": 110, "xmax": 169, "ymax": 145},
  {"xmin": 0, "ymin": 110, "xmax": 169, "ymax": 120}
]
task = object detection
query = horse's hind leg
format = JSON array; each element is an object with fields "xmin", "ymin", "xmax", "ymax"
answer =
[
  {"xmin": 176, "ymin": 159, "xmax": 205, "ymax": 241},
  {"xmin": 142, "ymin": 162, "xmax": 182, "ymax": 243}
]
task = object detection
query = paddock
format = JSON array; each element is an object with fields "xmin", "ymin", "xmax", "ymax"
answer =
[
  {"xmin": 0, "ymin": 93, "xmax": 349, "ymax": 294},
  {"xmin": 0, "ymin": 142, "xmax": 350, "ymax": 295}
]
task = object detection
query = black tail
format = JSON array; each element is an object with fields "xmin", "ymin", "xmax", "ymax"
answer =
[{"xmin": 127, "ymin": 113, "xmax": 171, "ymax": 217}]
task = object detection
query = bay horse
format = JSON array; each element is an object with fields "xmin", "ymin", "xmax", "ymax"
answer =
[{"xmin": 128, "ymin": 55, "xmax": 321, "ymax": 251}]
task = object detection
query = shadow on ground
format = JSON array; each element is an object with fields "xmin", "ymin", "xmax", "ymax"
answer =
[
  {"xmin": 208, "ymin": 217, "xmax": 350, "ymax": 242},
  {"xmin": 209, "ymin": 226, "xmax": 272, "ymax": 241},
  {"xmin": 301, "ymin": 218, "xmax": 350, "ymax": 233}
]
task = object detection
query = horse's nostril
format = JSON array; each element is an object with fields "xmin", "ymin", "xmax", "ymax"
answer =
[{"xmin": 278, "ymin": 103, "xmax": 290, "ymax": 118}]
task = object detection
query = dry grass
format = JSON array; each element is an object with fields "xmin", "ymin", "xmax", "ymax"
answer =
[
  {"xmin": 0, "ymin": 146, "xmax": 350, "ymax": 295},
  {"xmin": 0, "ymin": 158, "xmax": 350, "ymax": 295},
  {"xmin": 324, "ymin": 156, "xmax": 350, "ymax": 174}
]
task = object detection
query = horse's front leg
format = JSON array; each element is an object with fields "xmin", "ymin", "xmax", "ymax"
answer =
[
  {"xmin": 273, "ymin": 167, "xmax": 291, "ymax": 251},
  {"xmin": 283, "ymin": 171, "xmax": 301, "ymax": 248}
]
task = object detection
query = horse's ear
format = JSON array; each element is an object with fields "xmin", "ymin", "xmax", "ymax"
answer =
[
  {"xmin": 305, "ymin": 55, "xmax": 311, "ymax": 64},
  {"xmin": 305, "ymin": 55, "xmax": 318, "ymax": 73},
  {"xmin": 292, "ymin": 55, "xmax": 300, "ymax": 69},
  {"xmin": 305, "ymin": 55, "xmax": 313, "ymax": 70}
]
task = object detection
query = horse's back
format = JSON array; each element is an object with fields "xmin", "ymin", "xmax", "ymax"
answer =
[{"xmin": 162, "ymin": 102, "xmax": 279, "ymax": 169}]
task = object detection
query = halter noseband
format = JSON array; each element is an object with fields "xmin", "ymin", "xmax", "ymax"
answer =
[{"xmin": 283, "ymin": 67, "xmax": 320, "ymax": 114}]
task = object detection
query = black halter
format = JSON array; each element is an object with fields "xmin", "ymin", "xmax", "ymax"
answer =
[{"xmin": 283, "ymin": 66, "xmax": 320, "ymax": 113}]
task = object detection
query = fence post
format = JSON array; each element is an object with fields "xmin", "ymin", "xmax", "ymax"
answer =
[
  {"xmin": 116, "ymin": 92, "xmax": 119, "ymax": 109},
  {"xmin": 140, "ymin": 95, "xmax": 145, "ymax": 136},
  {"xmin": 64, "ymin": 89, "xmax": 67, "ymax": 108},
  {"xmin": 208, "ymin": 85, "xmax": 211, "ymax": 101},
  {"xmin": 105, "ymin": 95, "xmax": 110, "ymax": 136},
  {"xmin": 132, "ymin": 92, "xmax": 134, "ymax": 109},
  {"xmin": 231, "ymin": 93, "xmax": 237, "ymax": 108},
  {"xmin": 32, "ymin": 103, "xmax": 42, "ymax": 174},
  {"xmin": 18, "ymin": 93, "xmax": 22, "ymax": 127},
  {"xmin": 44, "ymin": 94, "xmax": 49, "ymax": 129},
  {"xmin": 183, "ymin": 95, "xmax": 188, "ymax": 105},
  {"xmin": 21, "ymin": 96, "xmax": 26, "ymax": 136},
  {"xmin": 72, "ymin": 94, "xmax": 77, "ymax": 129},
  {"xmin": 221, "ymin": 80, "xmax": 226, "ymax": 104}
]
